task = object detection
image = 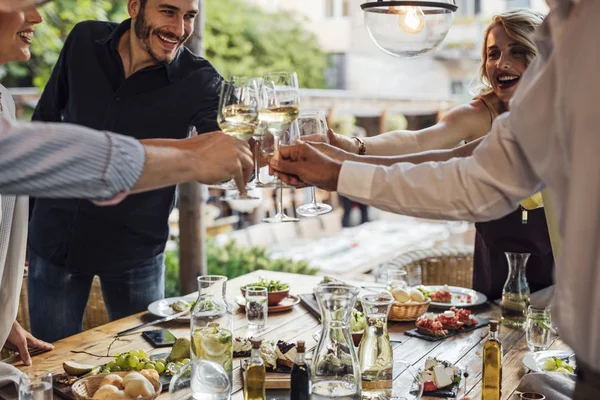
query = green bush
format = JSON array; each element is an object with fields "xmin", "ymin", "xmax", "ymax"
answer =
[{"xmin": 164, "ymin": 239, "xmax": 318, "ymax": 297}]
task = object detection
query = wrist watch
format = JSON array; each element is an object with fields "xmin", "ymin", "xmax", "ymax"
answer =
[{"xmin": 352, "ymin": 136, "xmax": 366, "ymax": 155}]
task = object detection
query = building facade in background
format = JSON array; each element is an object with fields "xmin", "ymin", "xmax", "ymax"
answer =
[{"xmin": 247, "ymin": 0, "xmax": 548, "ymax": 106}]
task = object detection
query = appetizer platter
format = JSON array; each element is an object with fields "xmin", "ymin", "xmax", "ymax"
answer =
[
  {"xmin": 405, "ymin": 307, "xmax": 489, "ymax": 341},
  {"xmin": 235, "ymin": 339, "xmax": 300, "ymax": 389},
  {"xmin": 419, "ymin": 357, "xmax": 462, "ymax": 398},
  {"xmin": 416, "ymin": 285, "xmax": 487, "ymax": 308}
]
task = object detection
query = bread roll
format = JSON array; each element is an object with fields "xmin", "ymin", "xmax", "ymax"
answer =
[
  {"xmin": 100, "ymin": 374, "xmax": 124, "ymax": 390},
  {"xmin": 391, "ymin": 287, "xmax": 410, "ymax": 303},
  {"xmin": 409, "ymin": 288, "xmax": 426, "ymax": 302}
]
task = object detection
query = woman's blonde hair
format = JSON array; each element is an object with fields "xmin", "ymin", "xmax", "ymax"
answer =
[{"xmin": 476, "ymin": 9, "xmax": 544, "ymax": 97}]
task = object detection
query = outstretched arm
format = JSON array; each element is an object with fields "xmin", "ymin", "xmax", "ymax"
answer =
[{"xmin": 0, "ymin": 119, "xmax": 252, "ymax": 200}]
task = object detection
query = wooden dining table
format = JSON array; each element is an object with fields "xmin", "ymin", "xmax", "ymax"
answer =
[{"xmin": 13, "ymin": 270, "xmax": 570, "ymax": 399}]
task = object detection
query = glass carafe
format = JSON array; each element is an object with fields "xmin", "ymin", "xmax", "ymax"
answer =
[
  {"xmin": 191, "ymin": 275, "xmax": 234, "ymax": 385},
  {"xmin": 312, "ymin": 284, "xmax": 362, "ymax": 400},
  {"xmin": 358, "ymin": 293, "xmax": 393, "ymax": 400},
  {"xmin": 501, "ymin": 252, "xmax": 531, "ymax": 327}
]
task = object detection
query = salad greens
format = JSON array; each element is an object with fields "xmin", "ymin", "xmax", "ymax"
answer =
[
  {"xmin": 542, "ymin": 357, "xmax": 575, "ymax": 374},
  {"xmin": 417, "ymin": 286, "xmax": 432, "ymax": 298},
  {"xmin": 351, "ymin": 309, "xmax": 366, "ymax": 333},
  {"xmin": 248, "ymin": 278, "xmax": 289, "ymax": 292}
]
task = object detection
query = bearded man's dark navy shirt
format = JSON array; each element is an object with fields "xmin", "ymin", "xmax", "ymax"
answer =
[{"xmin": 30, "ymin": 19, "xmax": 222, "ymax": 272}]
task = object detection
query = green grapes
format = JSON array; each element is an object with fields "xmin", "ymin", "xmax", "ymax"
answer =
[{"xmin": 104, "ymin": 350, "xmax": 169, "ymax": 376}]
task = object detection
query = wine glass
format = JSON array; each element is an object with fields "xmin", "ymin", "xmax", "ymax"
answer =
[
  {"xmin": 294, "ymin": 109, "xmax": 333, "ymax": 217},
  {"xmin": 261, "ymin": 121, "xmax": 300, "ymax": 223},
  {"xmin": 259, "ymin": 72, "xmax": 299, "ymax": 186},
  {"xmin": 216, "ymin": 77, "xmax": 260, "ymax": 200},
  {"xmin": 259, "ymin": 71, "xmax": 300, "ymax": 223}
]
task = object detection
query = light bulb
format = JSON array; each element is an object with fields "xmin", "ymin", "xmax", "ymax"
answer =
[{"xmin": 391, "ymin": 6, "xmax": 426, "ymax": 34}]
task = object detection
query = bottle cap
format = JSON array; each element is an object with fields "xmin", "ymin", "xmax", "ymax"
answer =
[
  {"xmin": 489, "ymin": 320, "xmax": 499, "ymax": 332},
  {"xmin": 296, "ymin": 340, "xmax": 305, "ymax": 353},
  {"xmin": 250, "ymin": 338, "xmax": 262, "ymax": 349}
]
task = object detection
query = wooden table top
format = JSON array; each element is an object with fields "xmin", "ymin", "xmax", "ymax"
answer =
[{"xmin": 14, "ymin": 270, "xmax": 569, "ymax": 400}]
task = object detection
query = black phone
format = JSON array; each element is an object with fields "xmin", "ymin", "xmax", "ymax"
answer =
[{"xmin": 142, "ymin": 329, "xmax": 177, "ymax": 347}]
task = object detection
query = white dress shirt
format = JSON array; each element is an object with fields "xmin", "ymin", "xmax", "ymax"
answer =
[{"xmin": 338, "ymin": 0, "xmax": 599, "ymax": 371}]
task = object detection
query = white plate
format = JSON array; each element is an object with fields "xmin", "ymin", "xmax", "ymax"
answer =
[
  {"xmin": 523, "ymin": 350, "xmax": 576, "ymax": 375},
  {"xmin": 147, "ymin": 294, "xmax": 197, "ymax": 321},
  {"xmin": 419, "ymin": 285, "xmax": 487, "ymax": 308}
]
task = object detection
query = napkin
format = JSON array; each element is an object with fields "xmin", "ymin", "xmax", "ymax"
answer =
[
  {"xmin": 517, "ymin": 372, "xmax": 575, "ymax": 400},
  {"xmin": 0, "ymin": 362, "xmax": 22, "ymax": 400}
]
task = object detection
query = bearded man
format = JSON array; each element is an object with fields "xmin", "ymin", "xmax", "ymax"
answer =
[{"xmin": 28, "ymin": 0, "xmax": 221, "ymax": 342}]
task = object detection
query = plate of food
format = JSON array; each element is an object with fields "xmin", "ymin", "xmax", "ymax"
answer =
[
  {"xmin": 405, "ymin": 307, "xmax": 489, "ymax": 341},
  {"xmin": 147, "ymin": 294, "xmax": 197, "ymax": 321},
  {"xmin": 416, "ymin": 285, "xmax": 487, "ymax": 308},
  {"xmin": 234, "ymin": 339, "xmax": 299, "ymax": 389},
  {"xmin": 522, "ymin": 350, "xmax": 576, "ymax": 375},
  {"xmin": 418, "ymin": 357, "xmax": 462, "ymax": 397}
]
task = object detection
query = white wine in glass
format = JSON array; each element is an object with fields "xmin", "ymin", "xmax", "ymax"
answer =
[
  {"xmin": 216, "ymin": 78, "xmax": 259, "ymax": 200},
  {"xmin": 221, "ymin": 104, "xmax": 258, "ymax": 141}
]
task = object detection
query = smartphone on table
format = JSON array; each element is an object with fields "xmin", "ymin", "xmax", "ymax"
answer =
[{"xmin": 142, "ymin": 329, "xmax": 177, "ymax": 348}]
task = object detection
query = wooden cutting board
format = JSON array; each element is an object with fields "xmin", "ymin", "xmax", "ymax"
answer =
[{"xmin": 240, "ymin": 360, "xmax": 291, "ymax": 389}]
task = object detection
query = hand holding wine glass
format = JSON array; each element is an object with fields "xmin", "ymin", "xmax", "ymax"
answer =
[
  {"xmin": 259, "ymin": 71, "xmax": 301, "ymax": 223},
  {"xmin": 217, "ymin": 77, "xmax": 260, "ymax": 199},
  {"xmin": 294, "ymin": 110, "xmax": 333, "ymax": 217}
]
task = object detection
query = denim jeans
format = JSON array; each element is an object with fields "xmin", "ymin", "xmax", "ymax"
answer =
[{"xmin": 28, "ymin": 249, "xmax": 165, "ymax": 343}]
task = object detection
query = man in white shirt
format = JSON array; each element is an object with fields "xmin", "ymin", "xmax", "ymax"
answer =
[{"xmin": 271, "ymin": 1, "xmax": 599, "ymax": 398}]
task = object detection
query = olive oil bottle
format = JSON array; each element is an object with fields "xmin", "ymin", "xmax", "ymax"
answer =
[
  {"xmin": 482, "ymin": 320, "xmax": 502, "ymax": 400},
  {"xmin": 244, "ymin": 338, "xmax": 265, "ymax": 400}
]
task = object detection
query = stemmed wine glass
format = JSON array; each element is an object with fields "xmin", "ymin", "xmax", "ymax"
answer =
[
  {"xmin": 260, "ymin": 121, "xmax": 300, "ymax": 223},
  {"xmin": 216, "ymin": 76, "xmax": 260, "ymax": 200},
  {"xmin": 259, "ymin": 71, "xmax": 300, "ymax": 223},
  {"xmin": 294, "ymin": 109, "xmax": 333, "ymax": 217}
]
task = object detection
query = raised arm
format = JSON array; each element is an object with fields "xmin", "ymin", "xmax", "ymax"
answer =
[
  {"xmin": 0, "ymin": 119, "xmax": 252, "ymax": 200},
  {"xmin": 336, "ymin": 113, "xmax": 542, "ymax": 222},
  {"xmin": 329, "ymin": 103, "xmax": 489, "ymax": 156}
]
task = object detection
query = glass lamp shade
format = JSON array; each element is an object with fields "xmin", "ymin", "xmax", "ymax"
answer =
[{"xmin": 362, "ymin": 1, "xmax": 457, "ymax": 58}]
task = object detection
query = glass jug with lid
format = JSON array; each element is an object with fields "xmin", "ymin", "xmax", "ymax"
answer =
[{"xmin": 312, "ymin": 283, "xmax": 362, "ymax": 399}]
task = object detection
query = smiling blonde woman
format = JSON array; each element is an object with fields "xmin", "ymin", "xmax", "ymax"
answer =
[{"xmin": 313, "ymin": 9, "xmax": 552, "ymax": 300}]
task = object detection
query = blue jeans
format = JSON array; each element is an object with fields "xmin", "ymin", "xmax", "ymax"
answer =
[{"xmin": 28, "ymin": 250, "xmax": 165, "ymax": 343}]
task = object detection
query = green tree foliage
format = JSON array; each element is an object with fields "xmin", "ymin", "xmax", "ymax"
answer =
[
  {"xmin": 205, "ymin": 0, "xmax": 327, "ymax": 88},
  {"xmin": 2, "ymin": 0, "xmax": 327, "ymax": 89}
]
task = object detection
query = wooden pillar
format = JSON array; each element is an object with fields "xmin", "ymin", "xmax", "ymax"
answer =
[{"xmin": 178, "ymin": 0, "xmax": 207, "ymax": 294}]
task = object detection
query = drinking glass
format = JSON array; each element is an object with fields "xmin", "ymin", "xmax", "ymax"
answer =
[
  {"xmin": 214, "ymin": 77, "xmax": 260, "ymax": 200},
  {"xmin": 245, "ymin": 286, "xmax": 268, "ymax": 331},
  {"xmin": 386, "ymin": 267, "xmax": 408, "ymax": 291},
  {"xmin": 294, "ymin": 109, "xmax": 333, "ymax": 217},
  {"xmin": 259, "ymin": 71, "xmax": 300, "ymax": 223},
  {"xmin": 19, "ymin": 370, "xmax": 52, "ymax": 400},
  {"xmin": 525, "ymin": 306, "xmax": 552, "ymax": 351},
  {"xmin": 375, "ymin": 360, "xmax": 423, "ymax": 400}
]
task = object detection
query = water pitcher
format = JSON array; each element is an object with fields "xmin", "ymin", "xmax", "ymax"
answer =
[
  {"xmin": 312, "ymin": 284, "xmax": 362, "ymax": 399},
  {"xmin": 191, "ymin": 275, "xmax": 234, "ymax": 386},
  {"xmin": 501, "ymin": 252, "xmax": 530, "ymax": 327}
]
